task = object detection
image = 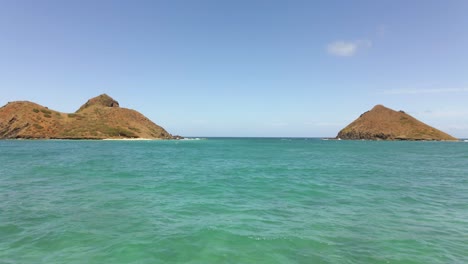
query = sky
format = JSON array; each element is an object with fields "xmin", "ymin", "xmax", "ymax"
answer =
[{"xmin": 1, "ymin": 0, "xmax": 468, "ymax": 137}]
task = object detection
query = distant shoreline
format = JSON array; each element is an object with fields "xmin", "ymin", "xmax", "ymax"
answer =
[
  {"xmin": 0, "ymin": 137, "xmax": 464, "ymax": 141},
  {"xmin": 102, "ymin": 138, "xmax": 156, "ymax": 141}
]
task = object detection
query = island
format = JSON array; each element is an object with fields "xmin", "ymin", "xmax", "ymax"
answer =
[
  {"xmin": 0, "ymin": 94, "xmax": 180, "ymax": 140},
  {"xmin": 336, "ymin": 105, "xmax": 458, "ymax": 141}
]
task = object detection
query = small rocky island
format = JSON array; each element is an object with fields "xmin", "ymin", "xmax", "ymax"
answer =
[
  {"xmin": 337, "ymin": 105, "xmax": 457, "ymax": 141},
  {"xmin": 0, "ymin": 94, "xmax": 180, "ymax": 140}
]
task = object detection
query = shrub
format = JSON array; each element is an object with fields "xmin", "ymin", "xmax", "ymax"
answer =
[{"xmin": 129, "ymin": 127, "xmax": 141, "ymax": 133}]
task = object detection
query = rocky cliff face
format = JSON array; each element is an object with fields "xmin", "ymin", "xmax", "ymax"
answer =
[
  {"xmin": 337, "ymin": 105, "xmax": 457, "ymax": 141},
  {"xmin": 0, "ymin": 94, "xmax": 176, "ymax": 140}
]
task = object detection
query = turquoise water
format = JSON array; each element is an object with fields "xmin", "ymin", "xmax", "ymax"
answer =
[{"xmin": 1, "ymin": 138, "xmax": 467, "ymax": 263}]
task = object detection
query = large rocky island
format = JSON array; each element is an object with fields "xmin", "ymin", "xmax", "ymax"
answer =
[
  {"xmin": 0, "ymin": 94, "xmax": 178, "ymax": 140},
  {"xmin": 337, "ymin": 105, "xmax": 457, "ymax": 141}
]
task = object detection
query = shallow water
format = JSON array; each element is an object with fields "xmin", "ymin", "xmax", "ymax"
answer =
[{"xmin": 1, "ymin": 138, "xmax": 467, "ymax": 263}]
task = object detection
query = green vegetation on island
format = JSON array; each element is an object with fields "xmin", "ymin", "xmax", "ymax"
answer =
[{"xmin": 0, "ymin": 94, "xmax": 177, "ymax": 140}]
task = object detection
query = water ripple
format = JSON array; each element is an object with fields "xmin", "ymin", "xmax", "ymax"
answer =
[{"xmin": 1, "ymin": 139, "xmax": 467, "ymax": 263}]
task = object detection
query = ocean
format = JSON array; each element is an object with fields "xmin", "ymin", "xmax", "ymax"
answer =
[{"xmin": 1, "ymin": 138, "xmax": 467, "ymax": 263}]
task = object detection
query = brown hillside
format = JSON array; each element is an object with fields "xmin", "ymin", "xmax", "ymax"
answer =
[
  {"xmin": 337, "ymin": 105, "xmax": 457, "ymax": 141},
  {"xmin": 0, "ymin": 94, "xmax": 175, "ymax": 139}
]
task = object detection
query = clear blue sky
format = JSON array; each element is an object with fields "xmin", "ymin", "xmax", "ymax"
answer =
[{"xmin": 1, "ymin": 0, "xmax": 467, "ymax": 137}]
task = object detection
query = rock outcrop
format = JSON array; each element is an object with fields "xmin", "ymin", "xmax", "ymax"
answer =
[
  {"xmin": 337, "ymin": 105, "xmax": 457, "ymax": 141},
  {"xmin": 0, "ymin": 94, "xmax": 177, "ymax": 140},
  {"xmin": 76, "ymin": 93, "xmax": 120, "ymax": 112}
]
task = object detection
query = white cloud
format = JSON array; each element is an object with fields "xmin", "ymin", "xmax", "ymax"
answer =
[
  {"xmin": 418, "ymin": 109, "xmax": 468, "ymax": 119},
  {"xmin": 304, "ymin": 121, "xmax": 343, "ymax": 127},
  {"xmin": 327, "ymin": 40, "xmax": 372, "ymax": 57},
  {"xmin": 383, "ymin": 88, "xmax": 468, "ymax": 95},
  {"xmin": 376, "ymin": 25, "xmax": 387, "ymax": 38},
  {"xmin": 190, "ymin": 119, "xmax": 208, "ymax": 125},
  {"xmin": 447, "ymin": 124, "xmax": 468, "ymax": 130},
  {"xmin": 269, "ymin": 122, "xmax": 288, "ymax": 127}
]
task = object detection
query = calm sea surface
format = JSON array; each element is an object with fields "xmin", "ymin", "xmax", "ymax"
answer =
[{"xmin": 1, "ymin": 138, "xmax": 467, "ymax": 263}]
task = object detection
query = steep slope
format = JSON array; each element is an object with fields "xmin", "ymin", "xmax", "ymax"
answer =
[
  {"xmin": 0, "ymin": 94, "xmax": 174, "ymax": 139},
  {"xmin": 337, "ymin": 105, "xmax": 457, "ymax": 141}
]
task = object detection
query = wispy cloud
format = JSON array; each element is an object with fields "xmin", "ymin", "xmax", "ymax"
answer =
[
  {"xmin": 447, "ymin": 124, "xmax": 468, "ymax": 130},
  {"xmin": 269, "ymin": 122, "xmax": 288, "ymax": 127},
  {"xmin": 383, "ymin": 88, "xmax": 468, "ymax": 95},
  {"xmin": 376, "ymin": 25, "xmax": 387, "ymax": 38},
  {"xmin": 327, "ymin": 40, "xmax": 372, "ymax": 57},
  {"xmin": 304, "ymin": 121, "xmax": 343, "ymax": 127},
  {"xmin": 190, "ymin": 119, "xmax": 208, "ymax": 125},
  {"xmin": 418, "ymin": 109, "xmax": 468, "ymax": 118}
]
